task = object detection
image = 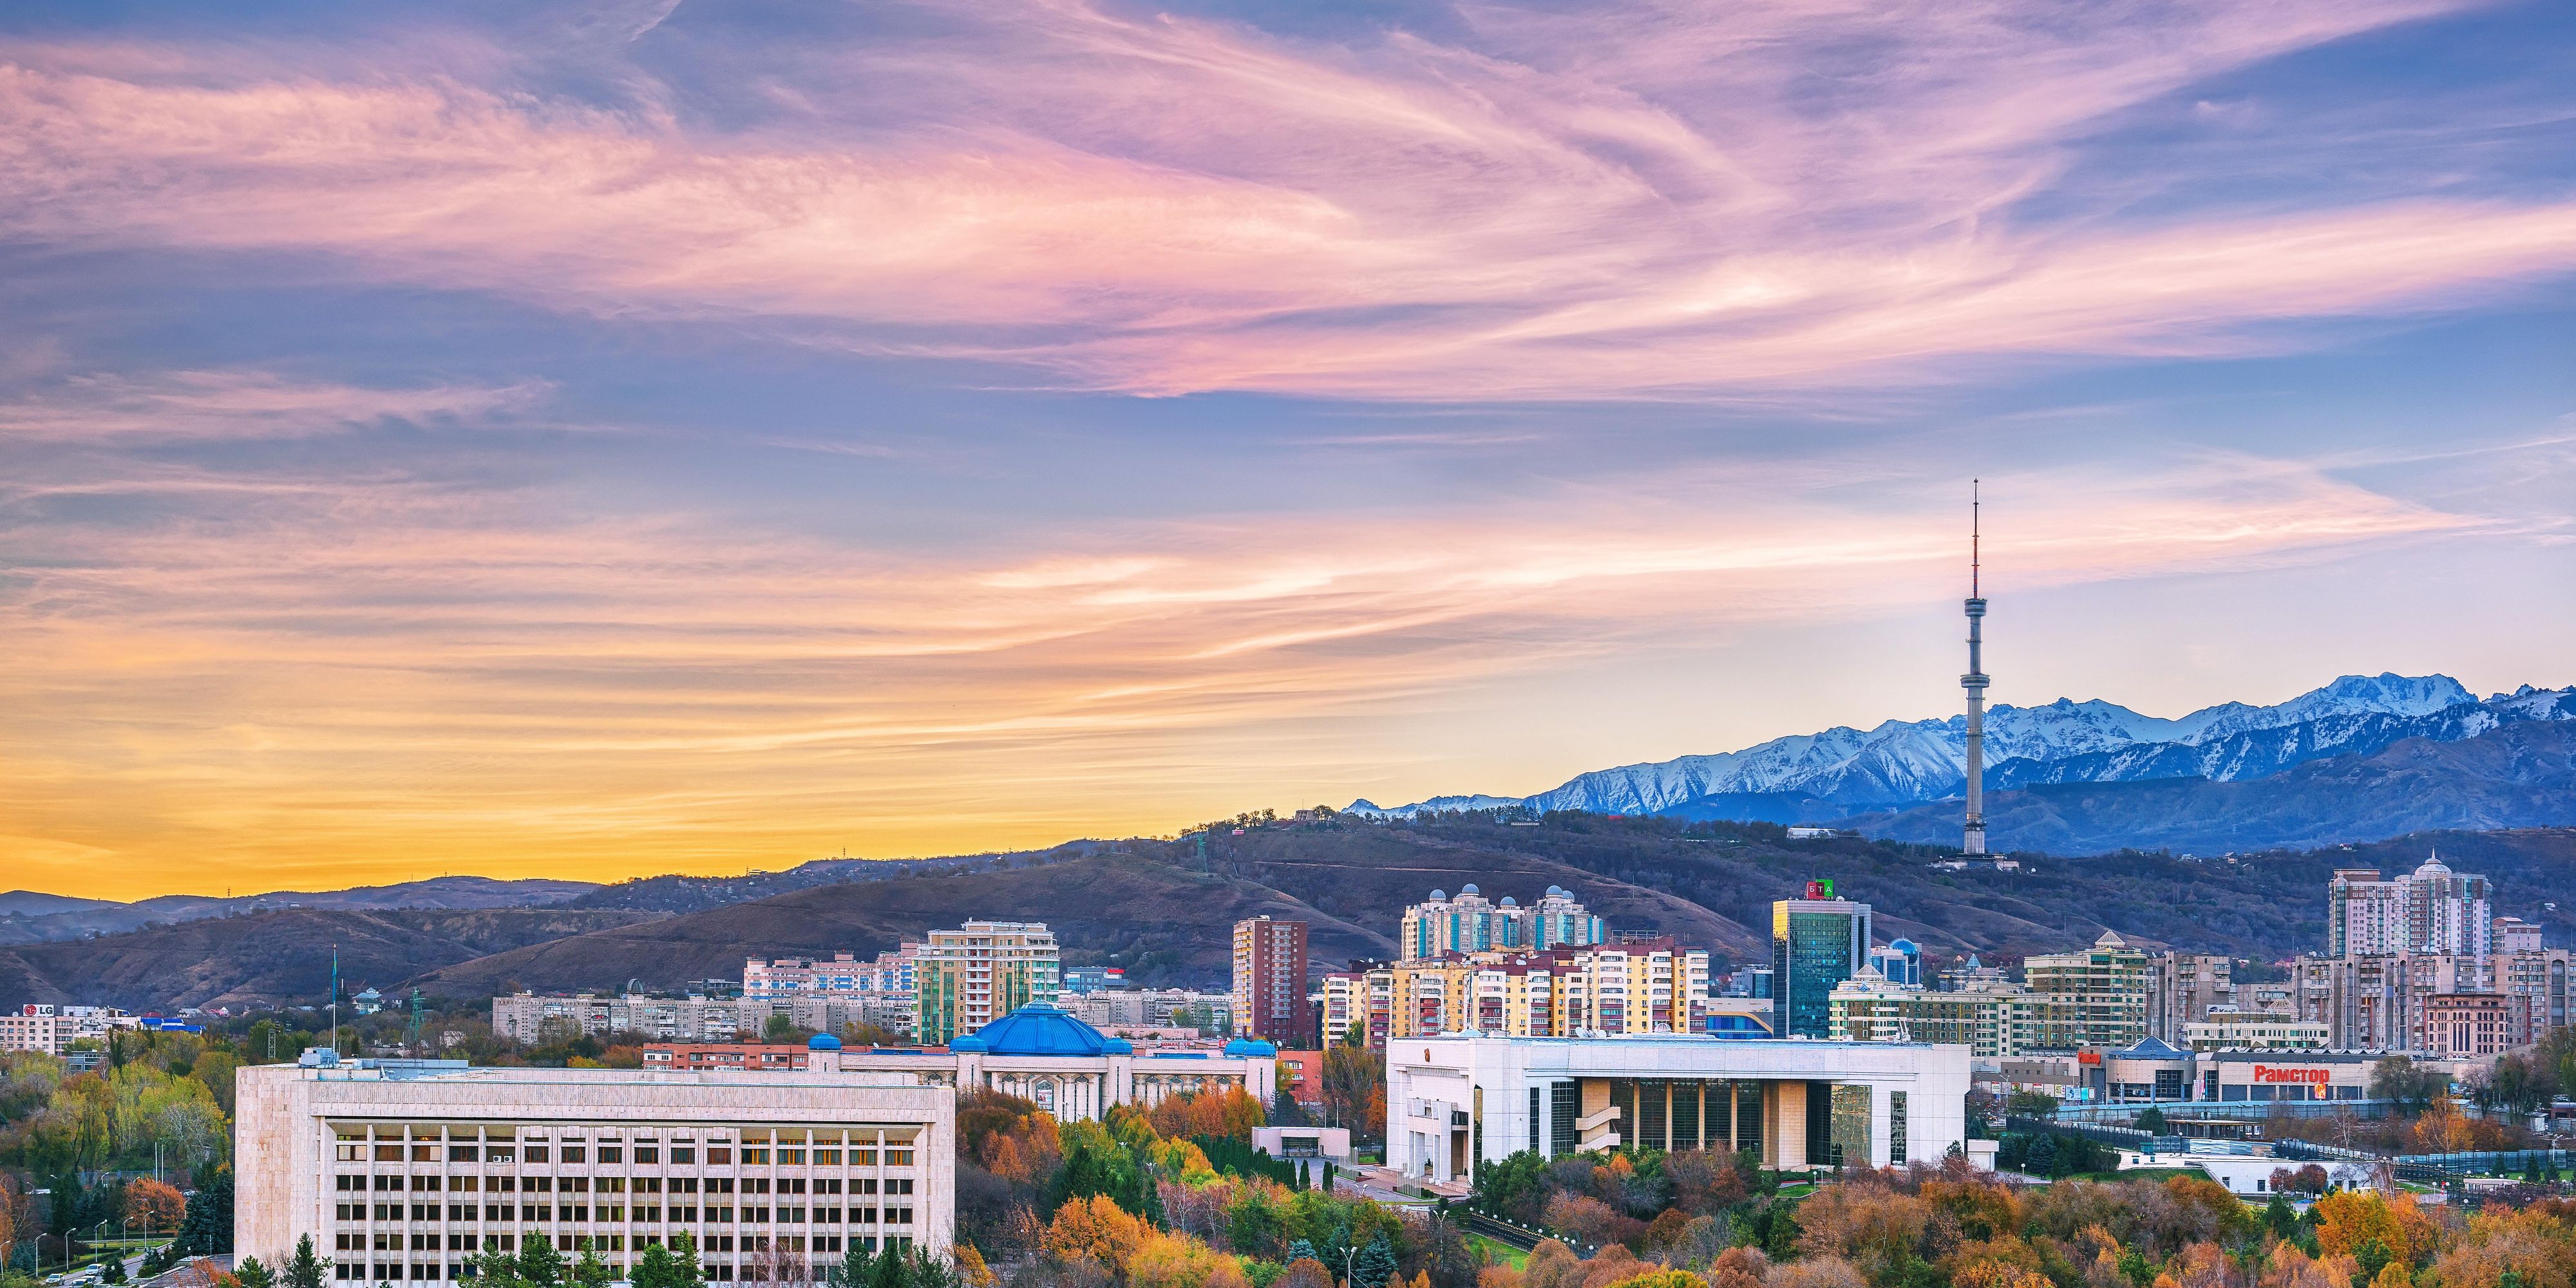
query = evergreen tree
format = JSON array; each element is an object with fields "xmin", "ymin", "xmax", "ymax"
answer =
[
  {"xmin": 283, "ymin": 1234, "xmax": 332, "ymax": 1288},
  {"xmin": 668, "ymin": 1231, "xmax": 706, "ymax": 1288},
  {"xmin": 573, "ymin": 1247, "xmax": 612, "ymax": 1288},
  {"xmin": 175, "ymin": 1172, "xmax": 238, "ymax": 1256},
  {"xmin": 1286, "ymin": 1240, "xmax": 1320, "ymax": 1266},
  {"xmin": 103, "ymin": 1255, "xmax": 128, "ymax": 1283},
  {"xmin": 236, "ymin": 1256, "xmax": 278, "ymax": 1288},
  {"xmin": 631, "ymin": 1242, "xmax": 676, "ymax": 1288},
  {"xmin": 1349, "ymin": 1234, "xmax": 1396, "ymax": 1288},
  {"xmin": 822, "ymin": 1238, "xmax": 870, "ymax": 1288},
  {"xmin": 2263, "ymin": 1195, "xmax": 2297, "ymax": 1242},
  {"xmin": 472, "ymin": 1247, "xmax": 522, "ymax": 1286},
  {"xmin": 517, "ymin": 1234, "xmax": 565, "ymax": 1288},
  {"xmin": 867, "ymin": 1242, "xmax": 907, "ymax": 1288}
]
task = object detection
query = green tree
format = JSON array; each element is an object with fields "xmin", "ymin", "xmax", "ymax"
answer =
[
  {"xmin": 472, "ymin": 1247, "xmax": 522, "ymax": 1287},
  {"xmin": 2136, "ymin": 1107, "xmax": 2166, "ymax": 1134},
  {"xmin": 667, "ymin": 1232, "xmax": 705, "ymax": 1288},
  {"xmin": 2264, "ymin": 1195, "xmax": 2298, "ymax": 1241},
  {"xmin": 823, "ymin": 1239, "xmax": 873, "ymax": 1288},
  {"xmin": 282, "ymin": 1235, "xmax": 331, "ymax": 1288},
  {"xmin": 572, "ymin": 1247, "xmax": 611, "ymax": 1288},
  {"xmin": 516, "ymin": 1234, "xmax": 565, "ymax": 1288},
  {"xmin": 867, "ymin": 1242, "xmax": 907, "ymax": 1288},
  {"xmin": 630, "ymin": 1242, "xmax": 676, "ymax": 1288},
  {"xmin": 1349, "ymin": 1233, "xmax": 1395, "ymax": 1288},
  {"xmin": 236, "ymin": 1256, "xmax": 278, "ymax": 1288}
]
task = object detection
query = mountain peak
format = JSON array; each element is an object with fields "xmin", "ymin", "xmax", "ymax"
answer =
[{"xmin": 1359, "ymin": 672, "xmax": 2555, "ymax": 820}]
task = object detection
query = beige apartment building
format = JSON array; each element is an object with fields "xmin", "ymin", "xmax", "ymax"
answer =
[{"xmin": 2023, "ymin": 932, "xmax": 2150, "ymax": 1049}]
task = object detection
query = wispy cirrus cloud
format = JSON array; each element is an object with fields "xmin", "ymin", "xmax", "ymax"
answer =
[
  {"xmin": 0, "ymin": 442, "xmax": 2474, "ymax": 892},
  {"xmin": 2, "ymin": 0, "xmax": 2567, "ymax": 399},
  {"xmin": 0, "ymin": 370, "xmax": 543, "ymax": 440}
]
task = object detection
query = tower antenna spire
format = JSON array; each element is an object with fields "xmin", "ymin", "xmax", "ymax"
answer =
[{"xmin": 1961, "ymin": 482, "xmax": 1989, "ymax": 856}]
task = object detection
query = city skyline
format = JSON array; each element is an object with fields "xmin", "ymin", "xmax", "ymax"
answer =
[{"xmin": 3, "ymin": 1, "xmax": 2573, "ymax": 898}]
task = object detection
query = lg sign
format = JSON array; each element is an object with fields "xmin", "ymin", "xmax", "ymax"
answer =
[{"xmin": 2253, "ymin": 1065, "xmax": 2331, "ymax": 1084}]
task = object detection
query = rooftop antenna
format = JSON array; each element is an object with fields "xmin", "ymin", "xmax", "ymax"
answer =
[
  {"xmin": 329, "ymin": 945, "xmax": 341, "ymax": 1058},
  {"xmin": 1962, "ymin": 482, "xmax": 1990, "ymax": 857}
]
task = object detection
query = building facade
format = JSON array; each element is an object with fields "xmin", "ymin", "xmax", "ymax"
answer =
[
  {"xmin": 2146, "ymin": 953, "xmax": 2237, "ymax": 1044},
  {"xmin": 744, "ymin": 950, "xmax": 918, "ymax": 1038},
  {"xmin": 2328, "ymin": 856, "xmax": 2493, "ymax": 958},
  {"xmin": 1322, "ymin": 967, "xmax": 1394, "ymax": 1048},
  {"xmin": 234, "ymin": 1057, "xmax": 954, "ymax": 1283},
  {"xmin": 1772, "ymin": 887, "xmax": 1870, "ymax": 1039},
  {"xmin": 1400, "ymin": 886, "xmax": 1603, "ymax": 960},
  {"xmin": 2424, "ymin": 993, "xmax": 2512, "ymax": 1057},
  {"xmin": 0, "ymin": 1004, "xmax": 145, "ymax": 1054},
  {"xmin": 2176, "ymin": 1010, "xmax": 2331, "ymax": 1052},
  {"xmin": 1385, "ymin": 1034, "xmax": 1970, "ymax": 1180},
  {"xmin": 641, "ymin": 1045, "xmax": 817, "ymax": 1073},
  {"xmin": 1231, "ymin": 918, "xmax": 1313, "ymax": 1046},
  {"xmin": 835, "ymin": 1006, "xmax": 1276, "ymax": 1123},
  {"xmin": 913, "ymin": 922, "xmax": 1061, "ymax": 1046},
  {"xmin": 1386, "ymin": 941, "xmax": 1714, "ymax": 1039},
  {"xmin": 492, "ymin": 994, "xmax": 752, "ymax": 1045},
  {"xmin": 1830, "ymin": 973, "xmax": 2035, "ymax": 1056},
  {"xmin": 2023, "ymin": 932, "xmax": 2149, "ymax": 1049}
]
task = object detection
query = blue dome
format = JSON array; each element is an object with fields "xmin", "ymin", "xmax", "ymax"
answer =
[
  {"xmin": 1103, "ymin": 1037, "xmax": 1134, "ymax": 1055},
  {"xmin": 1888, "ymin": 938, "xmax": 1919, "ymax": 953},
  {"xmin": 1222, "ymin": 1038, "xmax": 1277, "ymax": 1057},
  {"xmin": 949, "ymin": 1034, "xmax": 989, "ymax": 1052},
  {"xmin": 808, "ymin": 1034, "xmax": 842, "ymax": 1051},
  {"xmin": 972, "ymin": 1004, "xmax": 1111, "ymax": 1057}
]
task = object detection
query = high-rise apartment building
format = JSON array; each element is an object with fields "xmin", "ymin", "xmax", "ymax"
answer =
[
  {"xmin": 744, "ymin": 948, "xmax": 920, "ymax": 1038},
  {"xmin": 1400, "ymin": 886, "xmax": 1603, "ymax": 960},
  {"xmin": 1772, "ymin": 883, "xmax": 1870, "ymax": 1039},
  {"xmin": 1321, "ymin": 965, "xmax": 1394, "ymax": 1047},
  {"xmin": 1387, "ymin": 940, "xmax": 1713, "ymax": 1039},
  {"xmin": 2146, "ymin": 952, "xmax": 2236, "ymax": 1043},
  {"xmin": 1231, "ymin": 917, "xmax": 1313, "ymax": 1046},
  {"xmin": 2329, "ymin": 856, "xmax": 2492, "ymax": 957},
  {"xmin": 913, "ymin": 921, "xmax": 1059, "ymax": 1045},
  {"xmin": 2023, "ymin": 931, "xmax": 2150, "ymax": 1049}
]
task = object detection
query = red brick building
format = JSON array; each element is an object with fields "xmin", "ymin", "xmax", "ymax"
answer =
[{"xmin": 641, "ymin": 1043, "xmax": 814, "ymax": 1072}]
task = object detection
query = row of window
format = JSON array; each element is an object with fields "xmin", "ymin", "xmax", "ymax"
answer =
[
  {"xmin": 338, "ymin": 1176, "xmax": 904, "ymax": 1195},
  {"xmin": 335, "ymin": 1215, "xmax": 918, "ymax": 1255},
  {"xmin": 328, "ymin": 1236, "xmax": 922, "ymax": 1280},
  {"xmin": 339, "ymin": 1145, "xmax": 916, "ymax": 1166},
  {"xmin": 332, "ymin": 1200, "xmax": 913, "ymax": 1225}
]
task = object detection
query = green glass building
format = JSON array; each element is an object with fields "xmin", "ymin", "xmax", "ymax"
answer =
[{"xmin": 1772, "ymin": 884, "xmax": 1871, "ymax": 1038}]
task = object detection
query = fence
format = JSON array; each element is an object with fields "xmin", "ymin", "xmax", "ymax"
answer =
[{"xmin": 2051, "ymin": 1099, "xmax": 2400, "ymax": 1126}]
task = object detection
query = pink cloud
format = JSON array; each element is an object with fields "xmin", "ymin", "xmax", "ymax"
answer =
[
  {"xmin": 1, "ymin": 0, "xmax": 2565, "ymax": 400},
  {"xmin": 0, "ymin": 370, "xmax": 542, "ymax": 439}
]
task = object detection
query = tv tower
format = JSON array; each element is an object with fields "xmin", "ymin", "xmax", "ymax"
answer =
[{"xmin": 1962, "ymin": 482, "xmax": 1989, "ymax": 855}]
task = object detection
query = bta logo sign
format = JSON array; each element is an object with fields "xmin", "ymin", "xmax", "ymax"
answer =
[{"xmin": 2253, "ymin": 1065, "xmax": 2332, "ymax": 1084}]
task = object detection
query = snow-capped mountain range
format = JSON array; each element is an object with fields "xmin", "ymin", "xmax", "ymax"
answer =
[{"xmin": 1348, "ymin": 674, "xmax": 2576, "ymax": 822}]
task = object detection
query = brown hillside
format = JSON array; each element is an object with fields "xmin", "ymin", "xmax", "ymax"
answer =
[
  {"xmin": 404, "ymin": 851, "xmax": 1379, "ymax": 998},
  {"xmin": 0, "ymin": 907, "xmax": 659, "ymax": 1012}
]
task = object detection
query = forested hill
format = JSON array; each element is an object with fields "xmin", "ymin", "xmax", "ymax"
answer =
[{"xmin": 14, "ymin": 817, "xmax": 2576, "ymax": 1012}]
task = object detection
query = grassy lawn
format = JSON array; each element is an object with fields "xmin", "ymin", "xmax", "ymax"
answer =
[{"xmin": 1465, "ymin": 1235, "xmax": 1530, "ymax": 1269}]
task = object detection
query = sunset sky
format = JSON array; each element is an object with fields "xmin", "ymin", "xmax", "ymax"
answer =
[{"xmin": 4, "ymin": 0, "xmax": 2573, "ymax": 899}]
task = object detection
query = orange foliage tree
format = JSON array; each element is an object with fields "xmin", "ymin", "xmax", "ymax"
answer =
[
  {"xmin": 1148, "ymin": 1088, "xmax": 1267, "ymax": 1143},
  {"xmin": 1043, "ymin": 1194, "xmax": 1150, "ymax": 1266},
  {"xmin": 126, "ymin": 1178, "xmax": 188, "ymax": 1233}
]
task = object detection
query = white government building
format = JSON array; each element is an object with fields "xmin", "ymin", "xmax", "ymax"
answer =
[
  {"xmin": 1387, "ymin": 1034, "xmax": 1973, "ymax": 1182},
  {"xmin": 236, "ymin": 1054, "xmax": 954, "ymax": 1282},
  {"xmin": 834, "ymin": 1005, "xmax": 1278, "ymax": 1121}
]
